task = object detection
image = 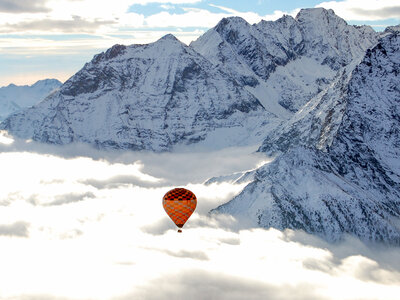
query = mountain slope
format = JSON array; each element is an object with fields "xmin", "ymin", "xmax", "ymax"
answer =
[
  {"xmin": 0, "ymin": 79, "xmax": 61, "ymax": 121},
  {"xmin": 1, "ymin": 35, "xmax": 269, "ymax": 151},
  {"xmin": 213, "ymin": 33, "xmax": 400, "ymax": 244}
]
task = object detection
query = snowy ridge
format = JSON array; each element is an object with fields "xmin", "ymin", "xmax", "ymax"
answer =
[
  {"xmin": 214, "ymin": 33, "xmax": 400, "ymax": 244},
  {"xmin": 0, "ymin": 79, "xmax": 61, "ymax": 121}
]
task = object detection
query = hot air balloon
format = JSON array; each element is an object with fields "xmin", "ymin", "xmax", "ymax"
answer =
[{"xmin": 162, "ymin": 188, "xmax": 197, "ymax": 232}]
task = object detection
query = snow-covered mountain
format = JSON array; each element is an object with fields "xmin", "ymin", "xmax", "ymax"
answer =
[
  {"xmin": 0, "ymin": 8, "xmax": 379, "ymax": 150},
  {"xmin": 1, "ymin": 35, "xmax": 272, "ymax": 151},
  {"xmin": 213, "ymin": 32, "xmax": 400, "ymax": 245},
  {"xmin": 191, "ymin": 8, "xmax": 378, "ymax": 113},
  {"xmin": 0, "ymin": 79, "xmax": 61, "ymax": 121}
]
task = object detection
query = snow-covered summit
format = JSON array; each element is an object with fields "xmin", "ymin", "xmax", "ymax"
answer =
[
  {"xmin": 295, "ymin": 7, "xmax": 339, "ymax": 26},
  {"xmin": 159, "ymin": 33, "xmax": 179, "ymax": 42},
  {"xmin": 60, "ymin": 33, "xmax": 191, "ymax": 98}
]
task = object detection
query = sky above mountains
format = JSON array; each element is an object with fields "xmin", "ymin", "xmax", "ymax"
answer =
[{"xmin": 0, "ymin": 0, "xmax": 399, "ymax": 87}]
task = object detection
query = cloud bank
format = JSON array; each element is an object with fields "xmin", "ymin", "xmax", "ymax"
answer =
[
  {"xmin": 0, "ymin": 0, "xmax": 50, "ymax": 13},
  {"xmin": 0, "ymin": 131, "xmax": 400, "ymax": 299},
  {"xmin": 317, "ymin": 0, "xmax": 400, "ymax": 20},
  {"xmin": 0, "ymin": 221, "xmax": 29, "ymax": 237}
]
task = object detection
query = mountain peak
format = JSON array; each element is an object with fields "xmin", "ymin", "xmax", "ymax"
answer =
[
  {"xmin": 153, "ymin": 33, "xmax": 186, "ymax": 50},
  {"xmin": 277, "ymin": 14, "xmax": 296, "ymax": 23},
  {"xmin": 32, "ymin": 79, "xmax": 62, "ymax": 88},
  {"xmin": 158, "ymin": 33, "xmax": 180, "ymax": 42},
  {"xmin": 295, "ymin": 7, "xmax": 348, "ymax": 28},
  {"xmin": 295, "ymin": 7, "xmax": 336, "ymax": 20},
  {"xmin": 385, "ymin": 25, "xmax": 400, "ymax": 34},
  {"xmin": 215, "ymin": 16, "xmax": 249, "ymax": 33}
]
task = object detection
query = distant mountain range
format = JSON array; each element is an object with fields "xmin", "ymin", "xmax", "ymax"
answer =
[
  {"xmin": 0, "ymin": 79, "xmax": 61, "ymax": 121},
  {"xmin": 0, "ymin": 8, "xmax": 379, "ymax": 151},
  {"xmin": 1, "ymin": 8, "xmax": 399, "ymax": 244}
]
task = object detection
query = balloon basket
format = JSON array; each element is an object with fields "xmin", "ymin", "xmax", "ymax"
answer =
[{"xmin": 177, "ymin": 229, "xmax": 182, "ymax": 233}]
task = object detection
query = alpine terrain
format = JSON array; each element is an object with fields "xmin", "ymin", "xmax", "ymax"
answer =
[
  {"xmin": 0, "ymin": 35, "xmax": 269, "ymax": 151},
  {"xmin": 0, "ymin": 79, "xmax": 61, "ymax": 121},
  {"xmin": 0, "ymin": 8, "xmax": 379, "ymax": 151},
  {"xmin": 214, "ymin": 31, "xmax": 400, "ymax": 244}
]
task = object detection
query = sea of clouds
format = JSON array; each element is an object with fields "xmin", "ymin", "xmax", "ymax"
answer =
[{"xmin": 0, "ymin": 130, "xmax": 399, "ymax": 300}]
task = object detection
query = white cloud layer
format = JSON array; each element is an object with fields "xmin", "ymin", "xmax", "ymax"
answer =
[
  {"xmin": 0, "ymin": 0, "xmax": 50, "ymax": 13},
  {"xmin": 317, "ymin": 0, "xmax": 400, "ymax": 20},
  {"xmin": 0, "ymin": 131, "xmax": 400, "ymax": 300}
]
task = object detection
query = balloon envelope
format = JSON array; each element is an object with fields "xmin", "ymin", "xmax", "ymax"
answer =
[{"xmin": 162, "ymin": 188, "xmax": 197, "ymax": 230}]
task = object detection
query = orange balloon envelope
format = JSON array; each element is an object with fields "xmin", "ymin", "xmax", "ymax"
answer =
[{"xmin": 162, "ymin": 188, "xmax": 197, "ymax": 232}]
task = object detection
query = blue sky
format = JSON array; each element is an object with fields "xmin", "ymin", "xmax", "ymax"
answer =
[{"xmin": 0, "ymin": 0, "xmax": 399, "ymax": 87}]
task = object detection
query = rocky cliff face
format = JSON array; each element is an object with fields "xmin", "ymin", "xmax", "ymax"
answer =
[{"xmin": 213, "ymin": 33, "xmax": 400, "ymax": 244}]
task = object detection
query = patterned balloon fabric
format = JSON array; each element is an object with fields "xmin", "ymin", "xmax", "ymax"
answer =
[{"xmin": 162, "ymin": 188, "xmax": 197, "ymax": 232}]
